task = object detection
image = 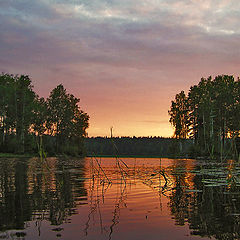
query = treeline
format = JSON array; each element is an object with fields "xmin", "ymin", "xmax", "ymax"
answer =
[
  {"xmin": 85, "ymin": 137, "xmax": 194, "ymax": 158},
  {"xmin": 169, "ymin": 75, "xmax": 240, "ymax": 158},
  {"xmin": 0, "ymin": 73, "xmax": 89, "ymax": 156}
]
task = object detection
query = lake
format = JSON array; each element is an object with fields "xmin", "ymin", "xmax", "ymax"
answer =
[{"xmin": 0, "ymin": 157, "xmax": 239, "ymax": 240}]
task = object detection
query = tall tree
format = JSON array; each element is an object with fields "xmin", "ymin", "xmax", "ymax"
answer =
[
  {"xmin": 32, "ymin": 96, "xmax": 48, "ymax": 137},
  {"xmin": 169, "ymin": 75, "xmax": 240, "ymax": 157},
  {"xmin": 169, "ymin": 91, "xmax": 189, "ymax": 139},
  {"xmin": 15, "ymin": 75, "xmax": 36, "ymax": 153},
  {"xmin": 47, "ymin": 84, "xmax": 89, "ymax": 154},
  {"xmin": 0, "ymin": 74, "xmax": 15, "ymax": 148},
  {"xmin": 0, "ymin": 73, "xmax": 89, "ymax": 155},
  {"xmin": 0, "ymin": 74, "xmax": 35, "ymax": 153}
]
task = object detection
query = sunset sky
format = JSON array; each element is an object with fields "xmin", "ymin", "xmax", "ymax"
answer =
[{"xmin": 1, "ymin": 0, "xmax": 240, "ymax": 137}]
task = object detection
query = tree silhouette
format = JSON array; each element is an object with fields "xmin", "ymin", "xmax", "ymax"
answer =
[{"xmin": 169, "ymin": 75, "xmax": 240, "ymax": 157}]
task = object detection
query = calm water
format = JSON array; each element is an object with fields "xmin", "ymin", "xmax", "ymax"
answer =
[{"xmin": 0, "ymin": 157, "xmax": 240, "ymax": 240}]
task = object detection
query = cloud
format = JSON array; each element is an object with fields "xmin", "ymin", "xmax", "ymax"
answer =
[
  {"xmin": 1, "ymin": 0, "xmax": 239, "ymax": 71},
  {"xmin": 1, "ymin": 0, "xmax": 240, "ymax": 136}
]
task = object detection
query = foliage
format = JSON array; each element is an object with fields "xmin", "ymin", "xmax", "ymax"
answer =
[
  {"xmin": 169, "ymin": 75, "xmax": 240, "ymax": 158},
  {"xmin": 46, "ymin": 84, "xmax": 89, "ymax": 154},
  {"xmin": 169, "ymin": 91, "xmax": 189, "ymax": 139},
  {"xmin": 0, "ymin": 74, "xmax": 36, "ymax": 153},
  {"xmin": 0, "ymin": 73, "xmax": 89, "ymax": 156},
  {"xmin": 85, "ymin": 137, "xmax": 193, "ymax": 158}
]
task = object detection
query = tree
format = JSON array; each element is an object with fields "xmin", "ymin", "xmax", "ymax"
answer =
[
  {"xmin": 169, "ymin": 91, "xmax": 189, "ymax": 139},
  {"xmin": 0, "ymin": 74, "xmax": 15, "ymax": 149},
  {"xmin": 15, "ymin": 75, "xmax": 36, "ymax": 153},
  {"xmin": 32, "ymin": 97, "xmax": 48, "ymax": 137},
  {"xmin": 0, "ymin": 73, "xmax": 89, "ymax": 156},
  {"xmin": 169, "ymin": 75, "xmax": 240, "ymax": 158},
  {"xmin": 46, "ymin": 84, "xmax": 89, "ymax": 154},
  {"xmin": 0, "ymin": 74, "xmax": 36, "ymax": 153}
]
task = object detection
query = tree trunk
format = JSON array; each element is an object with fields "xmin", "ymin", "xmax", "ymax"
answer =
[{"xmin": 16, "ymin": 88, "xmax": 25, "ymax": 154}]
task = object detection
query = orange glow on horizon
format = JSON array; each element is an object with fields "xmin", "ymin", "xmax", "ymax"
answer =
[
  {"xmin": 84, "ymin": 104, "xmax": 175, "ymax": 138},
  {"xmin": 78, "ymin": 83, "xmax": 177, "ymax": 138},
  {"xmin": 87, "ymin": 120, "xmax": 174, "ymax": 137}
]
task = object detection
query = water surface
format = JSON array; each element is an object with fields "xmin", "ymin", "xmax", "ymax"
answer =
[{"xmin": 0, "ymin": 157, "xmax": 240, "ymax": 239}]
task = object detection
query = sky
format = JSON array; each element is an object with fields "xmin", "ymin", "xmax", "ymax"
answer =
[{"xmin": 1, "ymin": 0, "xmax": 240, "ymax": 137}]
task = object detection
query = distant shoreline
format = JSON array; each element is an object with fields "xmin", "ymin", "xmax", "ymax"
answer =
[
  {"xmin": 0, "ymin": 153, "xmax": 34, "ymax": 158},
  {"xmin": 0, "ymin": 153, "xmax": 188, "ymax": 159},
  {"xmin": 86, "ymin": 154, "xmax": 190, "ymax": 159}
]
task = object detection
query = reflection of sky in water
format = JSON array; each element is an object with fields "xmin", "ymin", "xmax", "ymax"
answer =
[{"xmin": 1, "ymin": 157, "xmax": 240, "ymax": 239}]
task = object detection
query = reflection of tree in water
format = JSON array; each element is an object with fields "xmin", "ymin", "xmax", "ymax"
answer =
[
  {"xmin": 0, "ymin": 159, "xmax": 31, "ymax": 231},
  {"xmin": 189, "ymin": 178, "xmax": 240, "ymax": 239},
  {"xmin": 168, "ymin": 163, "xmax": 240, "ymax": 240},
  {"xmin": 2, "ymin": 157, "xmax": 240, "ymax": 240},
  {"xmin": 168, "ymin": 161, "xmax": 193, "ymax": 226},
  {"xmin": 29, "ymin": 158, "xmax": 88, "ymax": 228},
  {"xmin": 0, "ymin": 157, "xmax": 87, "ymax": 236}
]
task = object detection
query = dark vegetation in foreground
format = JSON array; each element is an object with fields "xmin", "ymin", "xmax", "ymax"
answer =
[
  {"xmin": 85, "ymin": 137, "xmax": 195, "ymax": 158},
  {"xmin": 0, "ymin": 73, "xmax": 89, "ymax": 156},
  {"xmin": 169, "ymin": 75, "xmax": 240, "ymax": 159}
]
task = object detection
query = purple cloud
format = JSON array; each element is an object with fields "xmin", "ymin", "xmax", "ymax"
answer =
[{"xmin": 1, "ymin": 0, "xmax": 240, "ymax": 136}]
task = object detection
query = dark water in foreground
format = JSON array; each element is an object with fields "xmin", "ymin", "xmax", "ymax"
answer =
[{"xmin": 0, "ymin": 157, "xmax": 240, "ymax": 240}]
